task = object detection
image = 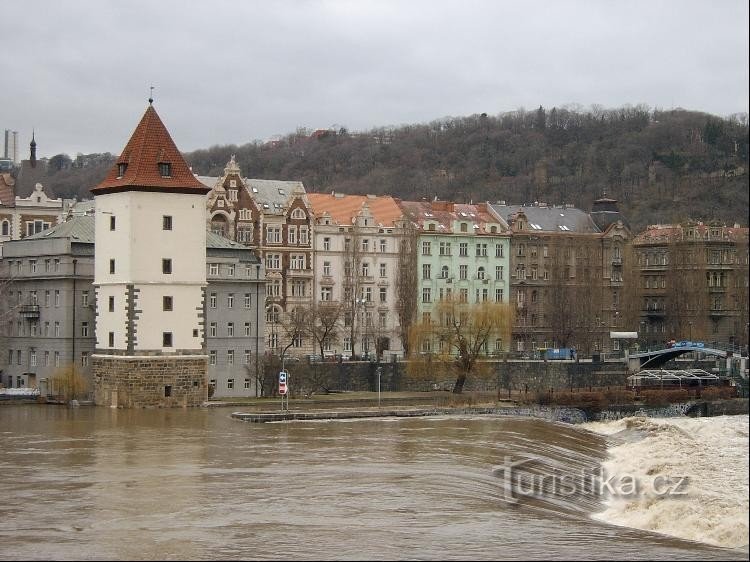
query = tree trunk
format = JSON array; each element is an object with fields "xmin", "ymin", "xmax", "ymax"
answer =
[{"xmin": 453, "ymin": 372, "xmax": 467, "ymax": 394}]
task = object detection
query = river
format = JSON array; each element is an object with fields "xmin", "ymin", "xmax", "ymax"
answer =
[{"xmin": 0, "ymin": 406, "xmax": 746, "ymax": 560}]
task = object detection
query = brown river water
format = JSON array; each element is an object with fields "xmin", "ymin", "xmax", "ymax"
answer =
[{"xmin": 0, "ymin": 406, "xmax": 745, "ymax": 560}]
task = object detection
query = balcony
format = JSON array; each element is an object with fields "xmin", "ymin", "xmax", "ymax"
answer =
[
  {"xmin": 288, "ymin": 268, "xmax": 314, "ymax": 278},
  {"xmin": 19, "ymin": 304, "xmax": 40, "ymax": 319},
  {"xmin": 708, "ymin": 285, "xmax": 726, "ymax": 293},
  {"xmin": 643, "ymin": 308, "xmax": 665, "ymax": 317}
]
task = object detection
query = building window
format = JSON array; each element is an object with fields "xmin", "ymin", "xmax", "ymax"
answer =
[
  {"xmin": 28, "ymin": 260, "xmax": 36, "ymax": 273},
  {"xmin": 323, "ymin": 261, "xmax": 331, "ymax": 276},
  {"xmin": 110, "ymin": 259, "xmax": 116, "ymax": 274},
  {"xmin": 361, "ymin": 262, "xmax": 370, "ymax": 277},
  {"xmin": 321, "ymin": 287, "xmax": 332, "ymax": 301},
  {"xmin": 288, "ymin": 226, "xmax": 297, "ymax": 245},
  {"xmin": 117, "ymin": 163, "xmax": 127, "ymax": 177},
  {"xmin": 422, "ymin": 241, "xmax": 431, "ymax": 256},
  {"xmin": 163, "ymin": 332, "xmax": 173, "ymax": 347},
  {"xmin": 379, "ymin": 263, "xmax": 387, "ymax": 278},
  {"xmin": 54, "ymin": 351, "xmax": 60, "ymax": 367},
  {"xmin": 159, "ymin": 162, "xmax": 172, "ymax": 177},
  {"xmin": 227, "ymin": 264, "xmax": 235, "ymax": 276},
  {"xmin": 81, "ymin": 291, "xmax": 89, "ymax": 307},
  {"xmin": 110, "ymin": 216, "xmax": 116, "ymax": 231},
  {"xmin": 227, "ymin": 377, "xmax": 235, "ymax": 389},
  {"xmin": 422, "ymin": 264, "xmax": 431, "ymax": 279},
  {"xmin": 163, "ymin": 296, "xmax": 173, "ymax": 311},
  {"xmin": 422, "ymin": 287, "xmax": 431, "ymax": 303},
  {"xmin": 495, "ymin": 244, "xmax": 504, "ymax": 258},
  {"xmin": 266, "ymin": 225, "xmax": 281, "ymax": 244},
  {"xmin": 380, "ymin": 287, "xmax": 387, "ymax": 303},
  {"xmin": 495, "ymin": 288, "xmax": 504, "ymax": 302},
  {"xmin": 30, "ymin": 351, "xmax": 37, "ymax": 367},
  {"xmin": 81, "ymin": 322, "xmax": 89, "ymax": 337},
  {"xmin": 244, "ymin": 322, "xmax": 251, "ymax": 337},
  {"xmin": 380, "ymin": 239, "xmax": 387, "ymax": 252},
  {"xmin": 459, "ymin": 243, "xmax": 468, "ymax": 257},
  {"xmin": 54, "ymin": 321, "xmax": 60, "ymax": 337},
  {"xmin": 477, "ymin": 267, "xmax": 485, "ymax": 280},
  {"xmin": 300, "ymin": 226, "xmax": 309, "ymax": 245},
  {"xmin": 323, "ymin": 237, "xmax": 331, "ymax": 251},
  {"xmin": 163, "ymin": 215, "xmax": 173, "ymax": 231},
  {"xmin": 108, "ymin": 332, "xmax": 115, "ymax": 347},
  {"xmin": 209, "ymin": 263, "xmax": 219, "ymax": 275},
  {"xmin": 210, "ymin": 350, "xmax": 217, "ymax": 365},
  {"xmin": 227, "ymin": 293, "xmax": 234, "ymax": 308},
  {"xmin": 265, "ymin": 254, "xmax": 281, "ymax": 270},
  {"xmin": 227, "ymin": 322, "xmax": 234, "ymax": 337},
  {"xmin": 108, "ymin": 296, "xmax": 115, "ymax": 312},
  {"xmin": 81, "ymin": 352, "xmax": 89, "ymax": 367},
  {"xmin": 227, "ymin": 351, "xmax": 234, "ymax": 365},
  {"xmin": 244, "ymin": 293, "xmax": 251, "ymax": 308},
  {"xmin": 162, "ymin": 259, "xmax": 172, "ymax": 274},
  {"xmin": 53, "ymin": 259, "xmax": 60, "ymax": 272},
  {"xmin": 210, "ymin": 322, "xmax": 217, "ymax": 337},
  {"xmin": 291, "ymin": 254, "xmax": 305, "ymax": 270},
  {"xmin": 210, "ymin": 293, "xmax": 217, "ymax": 308},
  {"xmin": 244, "ymin": 377, "xmax": 251, "ymax": 388},
  {"xmin": 44, "ymin": 351, "xmax": 49, "ymax": 366}
]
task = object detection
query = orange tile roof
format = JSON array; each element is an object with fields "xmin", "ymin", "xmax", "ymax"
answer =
[
  {"xmin": 307, "ymin": 193, "xmax": 403, "ymax": 227},
  {"xmin": 0, "ymin": 173, "xmax": 14, "ymax": 206},
  {"xmin": 92, "ymin": 104, "xmax": 208, "ymax": 195}
]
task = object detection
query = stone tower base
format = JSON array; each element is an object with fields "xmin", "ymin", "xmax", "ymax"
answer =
[{"xmin": 93, "ymin": 354, "xmax": 208, "ymax": 408}]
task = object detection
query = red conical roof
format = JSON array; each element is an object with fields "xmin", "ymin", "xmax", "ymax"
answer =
[{"xmin": 91, "ymin": 104, "xmax": 209, "ymax": 195}]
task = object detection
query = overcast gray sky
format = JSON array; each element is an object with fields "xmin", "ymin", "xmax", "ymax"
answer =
[{"xmin": 4, "ymin": 0, "xmax": 749, "ymax": 159}]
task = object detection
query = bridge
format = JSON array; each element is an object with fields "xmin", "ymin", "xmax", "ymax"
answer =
[{"xmin": 628, "ymin": 342, "xmax": 729, "ymax": 371}]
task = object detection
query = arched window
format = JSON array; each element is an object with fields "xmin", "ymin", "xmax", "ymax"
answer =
[
  {"xmin": 477, "ymin": 266, "xmax": 485, "ymax": 279},
  {"xmin": 211, "ymin": 214, "xmax": 228, "ymax": 236},
  {"xmin": 1, "ymin": 220, "xmax": 9, "ymax": 236},
  {"xmin": 291, "ymin": 208, "xmax": 307, "ymax": 220},
  {"xmin": 441, "ymin": 265, "xmax": 449, "ymax": 279}
]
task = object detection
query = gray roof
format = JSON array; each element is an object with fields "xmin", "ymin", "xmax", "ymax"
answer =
[
  {"xmin": 26, "ymin": 214, "xmax": 95, "ymax": 243},
  {"xmin": 25, "ymin": 212, "xmax": 254, "ymax": 255},
  {"xmin": 490, "ymin": 204, "xmax": 600, "ymax": 233},
  {"xmin": 197, "ymin": 175, "xmax": 305, "ymax": 215}
]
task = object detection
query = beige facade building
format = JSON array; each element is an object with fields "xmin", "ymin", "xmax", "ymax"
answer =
[{"xmin": 633, "ymin": 221, "xmax": 749, "ymax": 351}]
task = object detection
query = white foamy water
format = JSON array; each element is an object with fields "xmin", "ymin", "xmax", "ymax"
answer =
[{"xmin": 584, "ymin": 415, "xmax": 749, "ymax": 550}]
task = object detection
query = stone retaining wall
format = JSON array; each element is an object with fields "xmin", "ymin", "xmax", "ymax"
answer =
[{"xmin": 93, "ymin": 355, "xmax": 208, "ymax": 408}]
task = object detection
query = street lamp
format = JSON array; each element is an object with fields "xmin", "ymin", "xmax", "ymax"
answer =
[
  {"xmin": 356, "ymin": 297, "xmax": 367, "ymax": 359},
  {"xmin": 688, "ymin": 320, "xmax": 693, "ymax": 342}
]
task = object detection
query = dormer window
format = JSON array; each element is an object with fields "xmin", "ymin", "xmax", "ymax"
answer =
[
  {"xmin": 117, "ymin": 163, "xmax": 128, "ymax": 178},
  {"xmin": 159, "ymin": 162, "xmax": 172, "ymax": 177}
]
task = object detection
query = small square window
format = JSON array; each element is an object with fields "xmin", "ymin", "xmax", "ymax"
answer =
[
  {"xmin": 163, "ymin": 332, "xmax": 173, "ymax": 347},
  {"xmin": 163, "ymin": 216, "xmax": 173, "ymax": 231},
  {"xmin": 117, "ymin": 163, "xmax": 127, "ymax": 177},
  {"xmin": 162, "ymin": 259, "xmax": 172, "ymax": 274},
  {"xmin": 163, "ymin": 296, "xmax": 173, "ymax": 311},
  {"xmin": 164, "ymin": 385, "xmax": 172, "ymax": 397},
  {"xmin": 159, "ymin": 162, "xmax": 171, "ymax": 177},
  {"xmin": 193, "ymin": 329, "xmax": 199, "ymax": 337}
]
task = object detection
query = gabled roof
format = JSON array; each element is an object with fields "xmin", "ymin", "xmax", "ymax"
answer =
[
  {"xmin": 92, "ymin": 104, "xmax": 209, "ymax": 195},
  {"xmin": 198, "ymin": 175, "xmax": 305, "ymax": 215},
  {"xmin": 307, "ymin": 193, "xmax": 403, "ymax": 227}
]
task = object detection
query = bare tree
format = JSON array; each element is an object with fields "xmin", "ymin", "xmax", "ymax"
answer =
[
  {"xmin": 306, "ymin": 301, "xmax": 344, "ymax": 358},
  {"xmin": 342, "ymin": 224, "xmax": 363, "ymax": 358},
  {"xmin": 408, "ymin": 297, "xmax": 513, "ymax": 393},
  {"xmin": 395, "ymin": 221, "xmax": 418, "ymax": 356},
  {"xmin": 277, "ymin": 307, "xmax": 310, "ymax": 365}
]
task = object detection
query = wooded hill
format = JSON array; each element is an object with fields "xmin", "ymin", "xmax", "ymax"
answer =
[{"xmin": 41, "ymin": 105, "xmax": 749, "ymax": 232}]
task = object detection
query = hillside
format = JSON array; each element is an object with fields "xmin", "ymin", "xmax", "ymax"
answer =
[{"xmin": 37, "ymin": 105, "xmax": 749, "ymax": 232}]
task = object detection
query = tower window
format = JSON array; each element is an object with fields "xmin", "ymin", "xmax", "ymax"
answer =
[
  {"xmin": 163, "ymin": 215, "xmax": 172, "ymax": 231},
  {"xmin": 162, "ymin": 259, "xmax": 172, "ymax": 274},
  {"xmin": 110, "ymin": 216, "xmax": 116, "ymax": 230},
  {"xmin": 117, "ymin": 163, "xmax": 127, "ymax": 178},
  {"xmin": 108, "ymin": 296, "xmax": 115, "ymax": 312},
  {"xmin": 109, "ymin": 259, "xmax": 116, "ymax": 274},
  {"xmin": 159, "ymin": 163, "xmax": 172, "ymax": 177},
  {"xmin": 163, "ymin": 296, "xmax": 173, "ymax": 311},
  {"xmin": 163, "ymin": 332, "xmax": 173, "ymax": 347},
  {"xmin": 108, "ymin": 332, "xmax": 114, "ymax": 347}
]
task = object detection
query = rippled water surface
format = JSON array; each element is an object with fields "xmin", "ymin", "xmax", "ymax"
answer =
[{"xmin": 0, "ymin": 406, "xmax": 743, "ymax": 560}]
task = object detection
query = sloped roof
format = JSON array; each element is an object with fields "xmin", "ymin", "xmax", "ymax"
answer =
[
  {"xmin": 399, "ymin": 200, "xmax": 505, "ymax": 234},
  {"xmin": 634, "ymin": 223, "xmax": 749, "ymax": 244},
  {"xmin": 92, "ymin": 104, "xmax": 209, "ymax": 195},
  {"xmin": 491, "ymin": 204, "xmax": 600, "ymax": 233},
  {"xmin": 25, "ymin": 212, "xmax": 256, "ymax": 252},
  {"xmin": 0, "ymin": 173, "xmax": 14, "ymax": 206},
  {"xmin": 14, "ymin": 159, "xmax": 55, "ymax": 199},
  {"xmin": 26, "ymin": 214, "xmax": 95, "ymax": 243},
  {"xmin": 197, "ymin": 175, "xmax": 305, "ymax": 215},
  {"xmin": 307, "ymin": 193, "xmax": 403, "ymax": 227}
]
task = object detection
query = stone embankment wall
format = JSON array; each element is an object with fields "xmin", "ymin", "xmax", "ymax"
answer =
[
  {"xmin": 93, "ymin": 355, "xmax": 208, "ymax": 408},
  {"xmin": 277, "ymin": 359, "xmax": 635, "ymax": 396}
]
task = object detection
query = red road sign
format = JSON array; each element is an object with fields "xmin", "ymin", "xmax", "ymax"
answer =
[{"xmin": 279, "ymin": 383, "xmax": 288, "ymax": 395}]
